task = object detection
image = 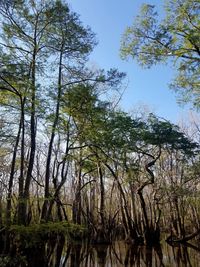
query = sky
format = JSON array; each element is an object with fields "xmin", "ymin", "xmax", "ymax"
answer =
[{"xmin": 67, "ymin": 0, "xmax": 192, "ymax": 123}]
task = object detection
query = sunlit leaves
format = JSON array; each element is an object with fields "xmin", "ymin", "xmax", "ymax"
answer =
[{"xmin": 121, "ymin": 0, "xmax": 200, "ymax": 108}]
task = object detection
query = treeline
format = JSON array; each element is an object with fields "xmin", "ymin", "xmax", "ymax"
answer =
[{"xmin": 0, "ymin": 0, "xmax": 199, "ymax": 248}]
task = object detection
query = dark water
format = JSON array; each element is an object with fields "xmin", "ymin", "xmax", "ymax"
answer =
[
  {"xmin": 1, "ymin": 239, "xmax": 200, "ymax": 266},
  {"xmin": 61, "ymin": 242, "xmax": 200, "ymax": 267}
]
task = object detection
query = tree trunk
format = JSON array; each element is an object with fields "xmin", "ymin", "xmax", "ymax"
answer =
[
  {"xmin": 41, "ymin": 49, "xmax": 63, "ymax": 221},
  {"xmin": 21, "ymin": 46, "xmax": 37, "ymax": 225},
  {"xmin": 104, "ymin": 163, "xmax": 142, "ymax": 244},
  {"xmin": 17, "ymin": 98, "xmax": 25, "ymax": 224},
  {"xmin": 7, "ymin": 115, "xmax": 22, "ymax": 225}
]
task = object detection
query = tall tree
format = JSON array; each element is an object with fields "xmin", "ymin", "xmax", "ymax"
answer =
[
  {"xmin": 40, "ymin": 0, "xmax": 96, "ymax": 221},
  {"xmin": 121, "ymin": 0, "xmax": 200, "ymax": 108},
  {"xmin": 0, "ymin": 0, "xmax": 60, "ymax": 224}
]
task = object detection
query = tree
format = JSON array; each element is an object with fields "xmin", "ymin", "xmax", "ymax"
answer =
[
  {"xmin": 120, "ymin": 0, "xmax": 200, "ymax": 108},
  {"xmin": 40, "ymin": 0, "xmax": 96, "ymax": 221},
  {"xmin": 0, "ymin": 0, "xmax": 60, "ymax": 224},
  {"xmin": 0, "ymin": 0, "xmax": 126, "ymax": 226}
]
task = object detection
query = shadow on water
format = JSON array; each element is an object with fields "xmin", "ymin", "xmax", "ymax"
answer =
[{"xmin": 1, "ymin": 236, "xmax": 200, "ymax": 266}]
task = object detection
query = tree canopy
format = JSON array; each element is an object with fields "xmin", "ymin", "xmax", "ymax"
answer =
[
  {"xmin": 0, "ymin": 1, "xmax": 199, "ymax": 260},
  {"xmin": 121, "ymin": 0, "xmax": 200, "ymax": 108}
]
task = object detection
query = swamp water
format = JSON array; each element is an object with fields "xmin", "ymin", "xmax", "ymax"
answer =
[{"xmin": 1, "ymin": 238, "xmax": 200, "ymax": 267}]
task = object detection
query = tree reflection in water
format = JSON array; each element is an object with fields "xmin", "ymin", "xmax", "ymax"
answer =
[{"xmin": 2, "ymin": 237, "xmax": 200, "ymax": 266}]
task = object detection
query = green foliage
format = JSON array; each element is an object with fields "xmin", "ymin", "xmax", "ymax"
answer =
[
  {"xmin": 143, "ymin": 114, "xmax": 198, "ymax": 155},
  {"xmin": 0, "ymin": 0, "xmax": 199, "ymax": 244},
  {"xmin": 121, "ymin": 0, "xmax": 200, "ymax": 108},
  {"xmin": 0, "ymin": 255, "xmax": 27, "ymax": 267},
  {"xmin": 100, "ymin": 111, "xmax": 198, "ymax": 157},
  {"xmin": 10, "ymin": 222, "xmax": 86, "ymax": 248},
  {"xmin": 45, "ymin": 0, "xmax": 96, "ymax": 60}
]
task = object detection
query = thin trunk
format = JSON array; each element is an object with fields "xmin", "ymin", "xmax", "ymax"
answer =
[
  {"xmin": 137, "ymin": 188, "xmax": 149, "ymax": 231},
  {"xmin": 98, "ymin": 162, "xmax": 105, "ymax": 227},
  {"xmin": 41, "ymin": 49, "xmax": 63, "ymax": 221},
  {"xmin": 6, "ymin": 115, "xmax": 22, "ymax": 225},
  {"xmin": 73, "ymin": 166, "xmax": 82, "ymax": 224},
  {"xmin": 18, "ymin": 98, "xmax": 25, "ymax": 224},
  {"xmin": 46, "ymin": 139, "xmax": 70, "ymax": 221},
  {"xmin": 136, "ymin": 149, "xmax": 161, "ymax": 245},
  {"xmin": 174, "ymin": 196, "xmax": 185, "ymax": 237},
  {"xmin": 22, "ymin": 44, "xmax": 37, "ymax": 225},
  {"xmin": 104, "ymin": 163, "xmax": 140, "ymax": 243}
]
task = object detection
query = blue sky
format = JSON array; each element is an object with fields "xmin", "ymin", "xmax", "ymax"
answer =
[{"xmin": 67, "ymin": 0, "xmax": 191, "ymax": 122}]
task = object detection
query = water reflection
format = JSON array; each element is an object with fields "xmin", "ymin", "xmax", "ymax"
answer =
[{"xmin": 1, "ymin": 238, "xmax": 200, "ymax": 266}]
